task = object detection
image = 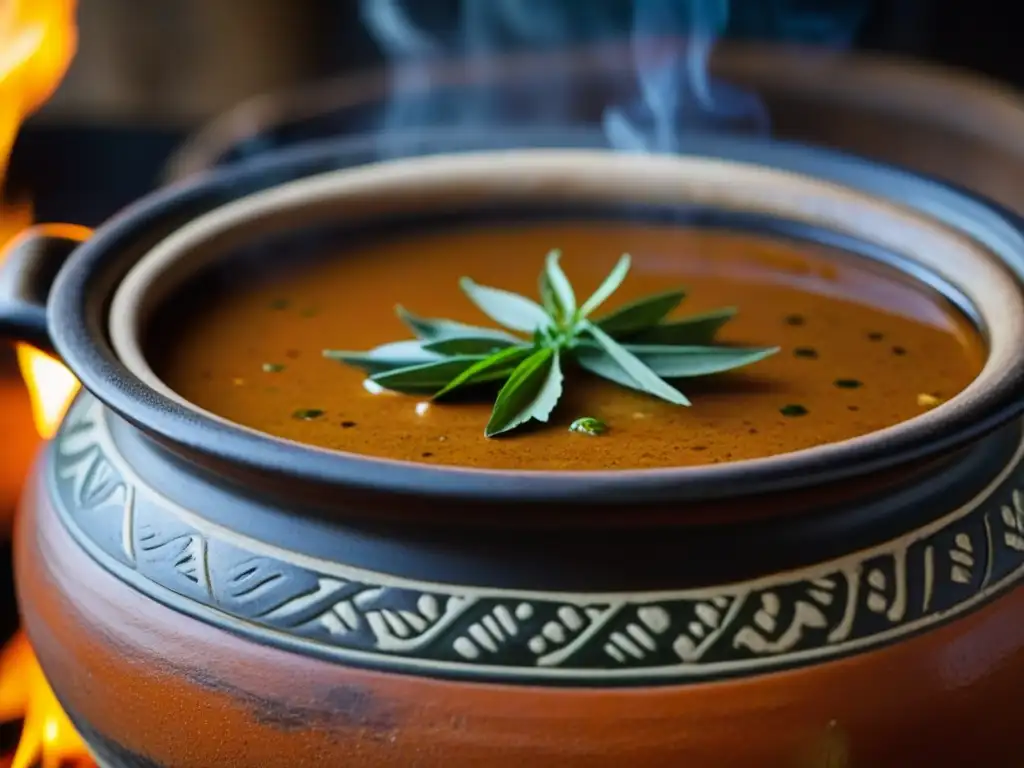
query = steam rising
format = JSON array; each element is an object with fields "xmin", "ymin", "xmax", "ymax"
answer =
[
  {"xmin": 604, "ymin": 0, "xmax": 768, "ymax": 151},
  {"xmin": 366, "ymin": 0, "xmax": 441, "ymax": 56},
  {"xmin": 361, "ymin": 0, "xmax": 769, "ymax": 153}
]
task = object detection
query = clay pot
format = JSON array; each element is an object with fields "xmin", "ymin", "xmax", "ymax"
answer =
[{"xmin": 3, "ymin": 134, "xmax": 1024, "ymax": 768}]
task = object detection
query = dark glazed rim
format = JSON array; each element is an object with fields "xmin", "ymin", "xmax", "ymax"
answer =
[{"xmin": 47, "ymin": 131, "xmax": 1024, "ymax": 504}]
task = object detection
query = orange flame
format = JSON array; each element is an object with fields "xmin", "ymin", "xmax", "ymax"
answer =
[
  {"xmin": 14, "ymin": 342, "xmax": 79, "ymax": 439},
  {"xmin": 0, "ymin": 634, "xmax": 89, "ymax": 768},
  {"xmin": 0, "ymin": 1, "xmax": 93, "ymax": 767},
  {"xmin": 0, "ymin": 0, "xmax": 77, "ymax": 181}
]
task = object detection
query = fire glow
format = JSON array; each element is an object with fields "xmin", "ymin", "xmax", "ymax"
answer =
[{"xmin": 0, "ymin": 1, "xmax": 91, "ymax": 766}]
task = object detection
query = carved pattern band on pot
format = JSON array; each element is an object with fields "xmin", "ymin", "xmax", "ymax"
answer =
[{"xmin": 51, "ymin": 393, "xmax": 1024, "ymax": 685}]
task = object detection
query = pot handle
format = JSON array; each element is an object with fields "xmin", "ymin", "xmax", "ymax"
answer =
[{"xmin": 0, "ymin": 224, "xmax": 92, "ymax": 355}]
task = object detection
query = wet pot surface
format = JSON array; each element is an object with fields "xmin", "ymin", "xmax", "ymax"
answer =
[{"xmin": 5, "ymin": 137, "xmax": 1024, "ymax": 767}]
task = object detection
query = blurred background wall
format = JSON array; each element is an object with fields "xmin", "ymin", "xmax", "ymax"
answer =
[
  {"xmin": 4, "ymin": 0, "xmax": 1019, "ymax": 225},
  {"xmin": 24, "ymin": 0, "xmax": 1023, "ymax": 129}
]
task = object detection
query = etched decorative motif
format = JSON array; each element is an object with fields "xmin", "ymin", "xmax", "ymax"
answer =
[
  {"xmin": 1000, "ymin": 491, "xmax": 1024, "ymax": 551},
  {"xmin": 49, "ymin": 395, "xmax": 1024, "ymax": 684}
]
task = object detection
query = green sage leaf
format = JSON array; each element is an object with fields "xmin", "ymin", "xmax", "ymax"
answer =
[
  {"xmin": 580, "ymin": 322, "xmax": 690, "ymax": 406},
  {"xmin": 626, "ymin": 307, "xmax": 737, "ymax": 345},
  {"xmin": 485, "ymin": 348, "xmax": 564, "ymax": 437},
  {"xmin": 396, "ymin": 305, "xmax": 519, "ymax": 342},
  {"xmin": 539, "ymin": 284, "xmax": 557, "ymax": 317},
  {"xmin": 369, "ymin": 356, "xmax": 489, "ymax": 394},
  {"xmin": 329, "ymin": 248, "xmax": 776, "ymax": 437},
  {"xmin": 542, "ymin": 249, "xmax": 576, "ymax": 322},
  {"xmin": 569, "ymin": 416, "xmax": 607, "ymax": 436},
  {"xmin": 422, "ymin": 335, "xmax": 522, "ymax": 356},
  {"xmin": 595, "ymin": 289, "xmax": 686, "ymax": 337},
  {"xmin": 620, "ymin": 344, "xmax": 779, "ymax": 377},
  {"xmin": 579, "ymin": 253, "xmax": 632, "ymax": 317},
  {"xmin": 434, "ymin": 345, "xmax": 534, "ymax": 399},
  {"xmin": 539, "ymin": 271, "xmax": 558, "ymax": 317},
  {"xmin": 323, "ymin": 340, "xmax": 441, "ymax": 375},
  {"xmin": 459, "ymin": 277, "xmax": 553, "ymax": 333},
  {"xmin": 576, "ymin": 347, "xmax": 654, "ymax": 395}
]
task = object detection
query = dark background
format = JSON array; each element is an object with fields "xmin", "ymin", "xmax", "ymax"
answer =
[{"xmin": 5, "ymin": 0, "xmax": 1019, "ymax": 228}]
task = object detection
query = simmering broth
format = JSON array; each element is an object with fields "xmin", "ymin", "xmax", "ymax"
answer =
[{"xmin": 157, "ymin": 222, "xmax": 984, "ymax": 471}]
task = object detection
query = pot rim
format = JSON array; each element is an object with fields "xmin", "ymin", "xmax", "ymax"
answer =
[{"xmin": 44, "ymin": 134, "xmax": 1024, "ymax": 503}]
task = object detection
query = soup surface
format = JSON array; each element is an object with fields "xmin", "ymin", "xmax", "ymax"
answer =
[{"xmin": 157, "ymin": 222, "xmax": 985, "ymax": 471}]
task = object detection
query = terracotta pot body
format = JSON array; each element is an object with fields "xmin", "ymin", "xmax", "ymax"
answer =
[
  {"xmin": 17, "ymin": 395, "xmax": 1024, "ymax": 768},
  {"xmin": 4, "ymin": 135, "xmax": 1024, "ymax": 767}
]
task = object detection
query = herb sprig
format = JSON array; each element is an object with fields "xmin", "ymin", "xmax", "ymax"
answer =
[{"xmin": 324, "ymin": 250, "xmax": 778, "ymax": 437}]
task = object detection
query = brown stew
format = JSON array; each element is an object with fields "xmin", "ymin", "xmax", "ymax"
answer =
[{"xmin": 157, "ymin": 222, "xmax": 985, "ymax": 471}]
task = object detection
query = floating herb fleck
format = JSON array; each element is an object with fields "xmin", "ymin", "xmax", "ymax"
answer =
[
  {"xmin": 569, "ymin": 417, "xmax": 607, "ymax": 436},
  {"xmin": 892, "ymin": 346, "xmax": 906, "ymax": 356},
  {"xmin": 325, "ymin": 249, "xmax": 778, "ymax": 437},
  {"xmin": 794, "ymin": 347, "xmax": 818, "ymax": 359},
  {"xmin": 269, "ymin": 298, "xmax": 290, "ymax": 310},
  {"xmin": 780, "ymin": 404, "xmax": 808, "ymax": 417},
  {"xmin": 784, "ymin": 314, "xmax": 805, "ymax": 326},
  {"xmin": 293, "ymin": 408, "xmax": 325, "ymax": 420},
  {"xmin": 867, "ymin": 331, "xmax": 884, "ymax": 341},
  {"xmin": 834, "ymin": 379, "xmax": 862, "ymax": 389},
  {"xmin": 262, "ymin": 363, "xmax": 285, "ymax": 373},
  {"xmin": 341, "ymin": 420, "xmax": 357, "ymax": 428}
]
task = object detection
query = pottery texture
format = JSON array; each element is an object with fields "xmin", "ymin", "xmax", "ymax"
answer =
[
  {"xmin": 6, "ymin": 134, "xmax": 1024, "ymax": 765},
  {"xmin": 50, "ymin": 394, "xmax": 1024, "ymax": 685}
]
